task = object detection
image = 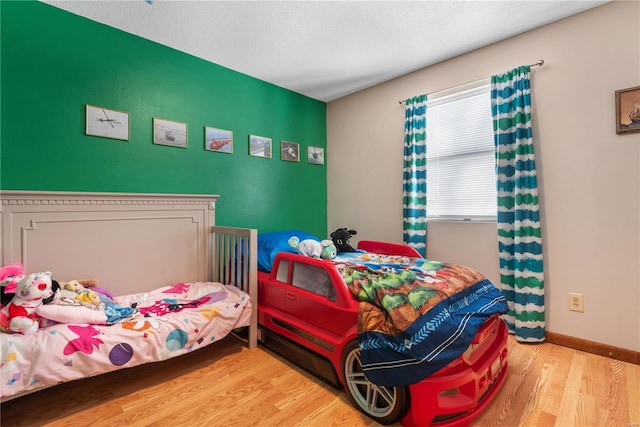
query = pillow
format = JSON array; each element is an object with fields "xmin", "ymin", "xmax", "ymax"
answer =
[
  {"xmin": 258, "ymin": 230, "xmax": 321, "ymax": 272},
  {"xmin": 37, "ymin": 304, "xmax": 108, "ymax": 325}
]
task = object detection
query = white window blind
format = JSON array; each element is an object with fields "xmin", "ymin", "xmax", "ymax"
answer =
[{"xmin": 426, "ymin": 82, "xmax": 496, "ymax": 221}]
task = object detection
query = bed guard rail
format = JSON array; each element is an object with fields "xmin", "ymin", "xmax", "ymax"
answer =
[{"xmin": 211, "ymin": 226, "xmax": 258, "ymax": 348}]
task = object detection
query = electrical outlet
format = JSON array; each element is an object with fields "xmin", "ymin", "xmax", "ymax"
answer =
[{"xmin": 569, "ymin": 293, "xmax": 584, "ymax": 312}]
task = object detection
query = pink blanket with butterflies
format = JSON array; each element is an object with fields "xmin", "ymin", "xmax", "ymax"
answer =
[{"xmin": 1, "ymin": 281, "xmax": 251, "ymax": 399}]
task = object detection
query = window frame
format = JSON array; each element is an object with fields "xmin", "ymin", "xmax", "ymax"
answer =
[{"xmin": 425, "ymin": 79, "xmax": 497, "ymax": 223}]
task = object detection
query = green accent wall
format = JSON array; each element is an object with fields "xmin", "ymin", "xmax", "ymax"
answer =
[{"xmin": 0, "ymin": 2, "xmax": 328, "ymax": 237}]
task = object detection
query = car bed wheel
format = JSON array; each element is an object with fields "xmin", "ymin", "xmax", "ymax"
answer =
[{"xmin": 341, "ymin": 341, "xmax": 409, "ymax": 425}]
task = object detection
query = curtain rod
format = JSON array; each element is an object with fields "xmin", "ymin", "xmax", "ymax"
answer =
[{"xmin": 398, "ymin": 59, "xmax": 544, "ymax": 104}]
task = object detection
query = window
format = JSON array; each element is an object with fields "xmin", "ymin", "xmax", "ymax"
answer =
[
  {"xmin": 275, "ymin": 259, "xmax": 289, "ymax": 282},
  {"xmin": 291, "ymin": 263, "xmax": 334, "ymax": 300},
  {"xmin": 426, "ymin": 81, "xmax": 496, "ymax": 221}
]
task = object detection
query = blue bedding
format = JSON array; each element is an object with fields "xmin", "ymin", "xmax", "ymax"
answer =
[{"xmin": 257, "ymin": 230, "xmax": 320, "ymax": 272}]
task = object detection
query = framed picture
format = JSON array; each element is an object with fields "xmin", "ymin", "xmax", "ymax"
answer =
[
  {"xmin": 153, "ymin": 118, "xmax": 188, "ymax": 148},
  {"xmin": 280, "ymin": 140, "xmax": 300, "ymax": 162},
  {"xmin": 307, "ymin": 146, "xmax": 325, "ymax": 165},
  {"xmin": 249, "ymin": 134, "xmax": 272, "ymax": 158},
  {"xmin": 85, "ymin": 105, "xmax": 129, "ymax": 141},
  {"xmin": 205, "ymin": 127, "xmax": 233, "ymax": 153},
  {"xmin": 615, "ymin": 86, "xmax": 640, "ymax": 134}
]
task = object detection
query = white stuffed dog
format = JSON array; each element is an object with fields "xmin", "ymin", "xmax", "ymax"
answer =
[{"xmin": 1, "ymin": 272, "xmax": 53, "ymax": 334}]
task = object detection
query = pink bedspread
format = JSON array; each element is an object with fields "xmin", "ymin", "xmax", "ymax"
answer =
[{"xmin": 1, "ymin": 281, "xmax": 252, "ymax": 399}]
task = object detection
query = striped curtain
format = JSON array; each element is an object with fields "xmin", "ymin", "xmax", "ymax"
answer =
[
  {"xmin": 402, "ymin": 94, "xmax": 428, "ymax": 257},
  {"xmin": 491, "ymin": 66, "xmax": 545, "ymax": 342}
]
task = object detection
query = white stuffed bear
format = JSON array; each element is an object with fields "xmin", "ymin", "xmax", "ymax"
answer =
[
  {"xmin": 288, "ymin": 236, "xmax": 337, "ymax": 260},
  {"xmin": 0, "ymin": 272, "xmax": 53, "ymax": 334}
]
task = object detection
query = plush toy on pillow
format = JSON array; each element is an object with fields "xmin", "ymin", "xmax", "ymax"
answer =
[
  {"xmin": 0, "ymin": 263, "xmax": 25, "ymax": 306},
  {"xmin": 288, "ymin": 236, "xmax": 337, "ymax": 260},
  {"xmin": 319, "ymin": 240, "xmax": 337, "ymax": 260},
  {"xmin": 58, "ymin": 279, "xmax": 98, "ymax": 298},
  {"xmin": 0, "ymin": 271, "xmax": 53, "ymax": 334},
  {"xmin": 55, "ymin": 279, "xmax": 105, "ymax": 310},
  {"xmin": 75, "ymin": 289, "xmax": 103, "ymax": 308},
  {"xmin": 330, "ymin": 228, "xmax": 357, "ymax": 253}
]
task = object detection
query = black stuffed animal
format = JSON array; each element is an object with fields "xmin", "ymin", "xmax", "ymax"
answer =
[
  {"xmin": 0, "ymin": 287, "xmax": 13, "ymax": 306},
  {"xmin": 330, "ymin": 228, "xmax": 357, "ymax": 253}
]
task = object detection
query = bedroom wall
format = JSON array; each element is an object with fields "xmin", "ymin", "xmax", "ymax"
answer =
[
  {"xmin": 327, "ymin": 1, "xmax": 640, "ymax": 352},
  {"xmin": 0, "ymin": 1, "xmax": 328, "ymax": 238}
]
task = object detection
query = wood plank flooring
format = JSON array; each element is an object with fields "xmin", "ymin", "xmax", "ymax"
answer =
[{"xmin": 1, "ymin": 334, "xmax": 638, "ymax": 426}]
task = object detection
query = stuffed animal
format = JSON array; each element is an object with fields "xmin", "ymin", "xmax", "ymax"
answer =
[
  {"xmin": 53, "ymin": 278, "xmax": 96, "ymax": 298},
  {"xmin": 0, "ymin": 271, "xmax": 53, "ymax": 334},
  {"xmin": 60, "ymin": 278, "xmax": 99, "ymax": 291},
  {"xmin": 43, "ymin": 279, "xmax": 60, "ymax": 305},
  {"xmin": 288, "ymin": 236, "xmax": 337, "ymax": 260},
  {"xmin": 75, "ymin": 290, "xmax": 103, "ymax": 308},
  {"xmin": 56, "ymin": 279, "xmax": 103, "ymax": 308},
  {"xmin": 0, "ymin": 263, "xmax": 25, "ymax": 306},
  {"xmin": 330, "ymin": 228, "xmax": 357, "ymax": 253},
  {"xmin": 1, "ymin": 265, "xmax": 98, "ymax": 306},
  {"xmin": 320, "ymin": 240, "xmax": 337, "ymax": 260}
]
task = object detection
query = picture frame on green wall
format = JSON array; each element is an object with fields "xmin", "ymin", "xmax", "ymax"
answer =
[
  {"xmin": 153, "ymin": 118, "xmax": 188, "ymax": 148},
  {"xmin": 249, "ymin": 135, "xmax": 272, "ymax": 158},
  {"xmin": 205, "ymin": 127, "xmax": 233, "ymax": 153},
  {"xmin": 307, "ymin": 146, "xmax": 324, "ymax": 165},
  {"xmin": 280, "ymin": 141, "xmax": 300, "ymax": 162},
  {"xmin": 85, "ymin": 105, "xmax": 129, "ymax": 141}
]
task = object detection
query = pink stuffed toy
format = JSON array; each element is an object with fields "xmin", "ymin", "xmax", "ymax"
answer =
[
  {"xmin": 0, "ymin": 263, "xmax": 25, "ymax": 295},
  {"xmin": 0, "ymin": 271, "xmax": 53, "ymax": 334}
]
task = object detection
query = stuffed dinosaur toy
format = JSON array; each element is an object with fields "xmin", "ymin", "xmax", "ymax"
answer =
[
  {"xmin": 330, "ymin": 228, "xmax": 357, "ymax": 253},
  {"xmin": 288, "ymin": 236, "xmax": 337, "ymax": 260},
  {"xmin": 0, "ymin": 271, "xmax": 53, "ymax": 334}
]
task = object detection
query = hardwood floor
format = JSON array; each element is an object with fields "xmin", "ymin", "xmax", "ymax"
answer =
[{"xmin": 1, "ymin": 334, "xmax": 638, "ymax": 427}]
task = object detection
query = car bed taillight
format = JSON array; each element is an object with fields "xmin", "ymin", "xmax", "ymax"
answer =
[{"xmin": 463, "ymin": 315, "xmax": 499, "ymax": 362}]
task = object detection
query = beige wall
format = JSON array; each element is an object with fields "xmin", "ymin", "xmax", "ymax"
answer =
[{"xmin": 326, "ymin": 1, "xmax": 640, "ymax": 351}]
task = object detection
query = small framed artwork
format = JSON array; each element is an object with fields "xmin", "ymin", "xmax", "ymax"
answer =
[
  {"xmin": 85, "ymin": 105, "xmax": 129, "ymax": 141},
  {"xmin": 615, "ymin": 85, "xmax": 640, "ymax": 134},
  {"xmin": 307, "ymin": 146, "xmax": 325, "ymax": 165},
  {"xmin": 153, "ymin": 118, "xmax": 188, "ymax": 148},
  {"xmin": 249, "ymin": 134, "xmax": 272, "ymax": 158},
  {"xmin": 280, "ymin": 140, "xmax": 300, "ymax": 162},
  {"xmin": 205, "ymin": 127, "xmax": 233, "ymax": 153}
]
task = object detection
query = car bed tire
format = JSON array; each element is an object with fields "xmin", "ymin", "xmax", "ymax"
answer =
[{"xmin": 341, "ymin": 341, "xmax": 409, "ymax": 425}]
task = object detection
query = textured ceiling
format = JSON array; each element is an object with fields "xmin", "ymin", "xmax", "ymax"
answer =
[{"xmin": 43, "ymin": 0, "xmax": 609, "ymax": 102}]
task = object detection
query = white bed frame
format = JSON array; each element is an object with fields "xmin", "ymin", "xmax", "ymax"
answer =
[{"xmin": 0, "ymin": 190, "xmax": 257, "ymax": 348}]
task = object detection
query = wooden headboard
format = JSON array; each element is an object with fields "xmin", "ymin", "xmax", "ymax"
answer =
[{"xmin": 0, "ymin": 191, "xmax": 218, "ymax": 296}]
